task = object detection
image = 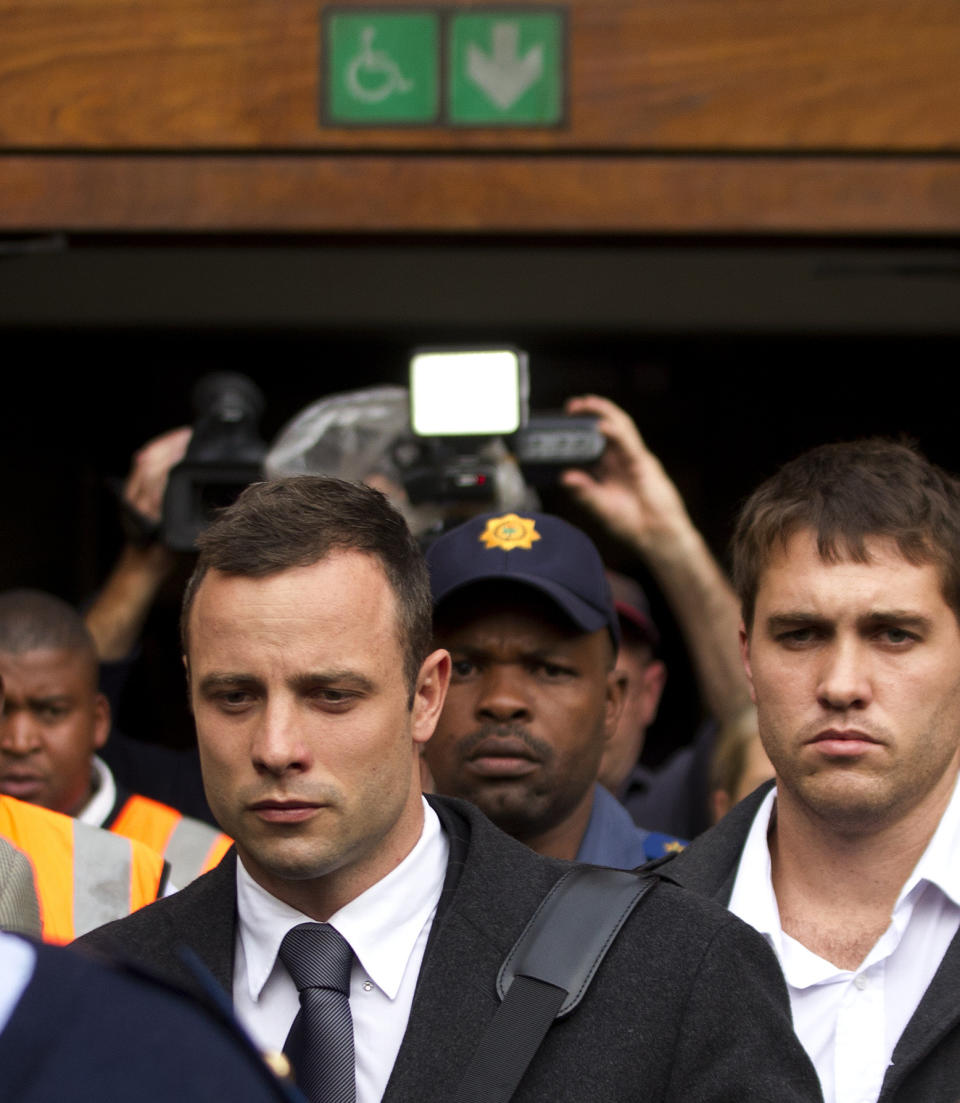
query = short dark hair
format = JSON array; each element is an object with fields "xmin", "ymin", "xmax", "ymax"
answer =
[
  {"xmin": 181, "ymin": 477, "xmax": 433, "ymax": 700},
  {"xmin": 732, "ymin": 438, "xmax": 960, "ymax": 630},
  {"xmin": 0, "ymin": 589, "xmax": 98, "ymax": 682}
]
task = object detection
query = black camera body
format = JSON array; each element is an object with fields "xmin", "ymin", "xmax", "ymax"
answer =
[{"xmin": 161, "ymin": 373, "xmax": 268, "ymax": 552}]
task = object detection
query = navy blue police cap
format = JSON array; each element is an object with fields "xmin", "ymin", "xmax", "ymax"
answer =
[{"xmin": 426, "ymin": 511, "xmax": 621, "ymax": 650}]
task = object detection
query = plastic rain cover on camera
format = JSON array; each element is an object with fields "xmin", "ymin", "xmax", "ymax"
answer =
[
  {"xmin": 265, "ymin": 385, "xmax": 532, "ymax": 536},
  {"xmin": 266, "ymin": 386, "xmax": 410, "ymax": 484}
]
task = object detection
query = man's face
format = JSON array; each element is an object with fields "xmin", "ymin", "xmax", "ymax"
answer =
[
  {"xmin": 598, "ymin": 641, "xmax": 665, "ymax": 793},
  {"xmin": 187, "ymin": 552, "xmax": 449, "ymax": 918},
  {"xmin": 0, "ymin": 648, "xmax": 109, "ymax": 816},
  {"xmin": 742, "ymin": 529, "xmax": 960, "ymax": 835},
  {"xmin": 427, "ymin": 591, "xmax": 623, "ymax": 845}
]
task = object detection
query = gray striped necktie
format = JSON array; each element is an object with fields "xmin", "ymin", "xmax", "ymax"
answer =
[{"xmin": 280, "ymin": 922, "xmax": 357, "ymax": 1103}]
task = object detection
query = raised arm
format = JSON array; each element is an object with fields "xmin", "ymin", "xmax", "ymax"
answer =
[
  {"xmin": 84, "ymin": 427, "xmax": 191, "ymax": 662},
  {"xmin": 561, "ymin": 394, "xmax": 749, "ymax": 725}
]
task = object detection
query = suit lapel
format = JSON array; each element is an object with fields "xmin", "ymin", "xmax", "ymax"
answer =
[
  {"xmin": 162, "ymin": 848, "xmax": 238, "ymax": 995},
  {"xmin": 880, "ymin": 922, "xmax": 960, "ymax": 1099},
  {"xmin": 653, "ymin": 781, "xmax": 772, "ymax": 905},
  {"xmin": 382, "ymin": 798, "xmax": 565, "ymax": 1103},
  {"xmin": 663, "ymin": 784, "xmax": 960, "ymax": 1100}
]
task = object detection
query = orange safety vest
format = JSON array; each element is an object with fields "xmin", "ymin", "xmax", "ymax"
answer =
[
  {"xmin": 0, "ymin": 795, "xmax": 166, "ymax": 945},
  {"xmin": 109, "ymin": 793, "xmax": 232, "ymax": 886}
]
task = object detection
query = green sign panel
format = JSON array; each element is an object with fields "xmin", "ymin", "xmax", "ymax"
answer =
[
  {"xmin": 321, "ymin": 7, "xmax": 565, "ymax": 128},
  {"xmin": 325, "ymin": 11, "xmax": 440, "ymax": 124},
  {"xmin": 449, "ymin": 12, "xmax": 564, "ymax": 126}
]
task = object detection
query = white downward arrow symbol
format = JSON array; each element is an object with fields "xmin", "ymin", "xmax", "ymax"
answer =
[{"xmin": 466, "ymin": 22, "xmax": 544, "ymax": 111}]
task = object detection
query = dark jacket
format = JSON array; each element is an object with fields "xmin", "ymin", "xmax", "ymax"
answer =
[
  {"xmin": 0, "ymin": 935, "xmax": 300, "ymax": 1102},
  {"xmin": 658, "ymin": 782, "xmax": 960, "ymax": 1103},
  {"xmin": 79, "ymin": 795, "xmax": 821, "ymax": 1102}
]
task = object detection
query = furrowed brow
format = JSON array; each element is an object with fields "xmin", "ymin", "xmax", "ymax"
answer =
[
  {"xmin": 765, "ymin": 613, "xmax": 830, "ymax": 633},
  {"xmin": 197, "ymin": 672, "xmax": 263, "ymax": 695},
  {"xmin": 27, "ymin": 695, "xmax": 73, "ymax": 708},
  {"xmin": 858, "ymin": 611, "xmax": 932, "ymax": 631},
  {"xmin": 288, "ymin": 670, "xmax": 376, "ymax": 694}
]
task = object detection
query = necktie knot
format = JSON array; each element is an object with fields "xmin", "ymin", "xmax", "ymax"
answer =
[{"xmin": 280, "ymin": 922, "xmax": 353, "ymax": 996}]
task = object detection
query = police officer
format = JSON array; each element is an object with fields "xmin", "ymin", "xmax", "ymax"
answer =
[{"xmin": 424, "ymin": 510, "xmax": 684, "ymax": 866}]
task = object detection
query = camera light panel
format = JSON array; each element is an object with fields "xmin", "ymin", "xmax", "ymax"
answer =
[{"xmin": 410, "ymin": 349, "xmax": 525, "ymax": 436}]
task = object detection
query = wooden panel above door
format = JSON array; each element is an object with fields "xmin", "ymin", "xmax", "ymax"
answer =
[{"xmin": 0, "ymin": 0, "xmax": 956, "ymax": 151}]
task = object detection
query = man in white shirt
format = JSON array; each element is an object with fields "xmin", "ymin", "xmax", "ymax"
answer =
[
  {"xmin": 79, "ymin": 474, "xmax": 821, "ymax": 1103},
  {"xmin": 660, "ymin": 437, "xmax": 960, "ymax": 1103}
]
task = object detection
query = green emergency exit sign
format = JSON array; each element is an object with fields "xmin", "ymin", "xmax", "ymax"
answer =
[
  {"xmin": 322, "ymin": 7, "xmax": 566, "ymax": 128},
  {"xmin": 448, "ymin": 12, "xmax": 564, "ymax": 125}
]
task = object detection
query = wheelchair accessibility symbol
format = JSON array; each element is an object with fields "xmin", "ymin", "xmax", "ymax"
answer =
[{"xmin": 346, "ymin": 26, "xmax": 414, "ymax": 104}]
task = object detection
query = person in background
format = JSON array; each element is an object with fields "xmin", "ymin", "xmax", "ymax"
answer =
[
  {"xmin": 85, "ymin": 426, "xmax": 215, "ymax": 823},
  {"xmin": 596, "ymin": 571, "xmax": 667, "ymax": 801},
  {"xmin": 0, "ymin": 793, "xmax": 167, "ymax": 943},
  {"xmin": 561, "ymin": 394, "xmax": 751, "ymax": 838},
  {"xmin": 0, "ymin": 671, "xmax": 167, "ymax": 943},
  {"xmin": 0, "ymin": 590, "xmax": 230, "ymax": 887},
  {"xmin": 424, "ymin": 509, "xmax": 685, "ymax": 866},
  {"xmin": 707, "ymin": 705, "xmax": 774, "ymax": 824}
]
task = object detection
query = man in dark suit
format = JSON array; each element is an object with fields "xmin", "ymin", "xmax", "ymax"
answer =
[
  {"xmin": 659, "ymin": 439, "xmax": 960, "ymax": 1103},
  {"xmin": 79, "ymin": 475, "xmax": 819, "ymax": 1103}
]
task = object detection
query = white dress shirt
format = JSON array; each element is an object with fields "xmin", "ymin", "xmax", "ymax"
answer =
[
  {"xmin": 728, "ymin": 780, "xmax": 960, "ymax": 1103},
  {"xmin": 233, "ymin": 798, "xmax": 448, "ymax": 1103}
]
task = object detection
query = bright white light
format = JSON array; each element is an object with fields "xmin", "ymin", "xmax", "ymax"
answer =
[{"xmin": 410, "ymin": 350, "xmax": 523, "ymax": 436}]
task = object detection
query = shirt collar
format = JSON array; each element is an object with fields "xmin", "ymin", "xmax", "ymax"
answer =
[
  {"xmin": 75, "ymin": 756, "xmax": 116, "ymax": 828},
  {"xmin": 730, "ymin": 775, "xmax": 960, "ymax": 986},
  {"xmin": 727, "ymin": 785, "xmax": 781, "ymax": 944},
  {"xmin": 237, "ymin": 797, "xmax": 448, "ymax": 1004},
  {"xmin": 729, "ymin": 787, "xmax": 856, "ymax": 987},
  {"xmin": 897, "ymin": 772, "xmax": 960, "ymax": 911}
]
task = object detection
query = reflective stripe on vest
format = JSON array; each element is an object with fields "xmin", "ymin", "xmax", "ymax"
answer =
[
  {"xmin": 110, "ymin": 793, "xmax": 231, "ymax": 886},
  {"xmin": 73, "ymin": 821, "xmax": 134, "ymax": 936},
  {"xmin": 0, "ymin": 795, "xmax": 165, "ymax": 944}
]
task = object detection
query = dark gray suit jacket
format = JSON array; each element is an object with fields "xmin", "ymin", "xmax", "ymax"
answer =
[
  {"xmin": 658, "ymin": 782, "xmax": 960, "ymax": 1103},
  {"xmin": 79, "ymin": 796, "xmax": 820, "ymax": 1102}
]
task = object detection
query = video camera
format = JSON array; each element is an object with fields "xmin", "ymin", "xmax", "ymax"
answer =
[
  {"xmin": 159, "ymin": 348, "xmax": 604, "ymax": 549},
  {"xmin": 396, "ymin": 346, "xmax": 605, "ymax": 505},
  {"xmin": 161, "ymin": 373, "xmax": 268, "ymax": 552}
]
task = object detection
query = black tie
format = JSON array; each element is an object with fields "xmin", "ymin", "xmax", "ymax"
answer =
[{"xmin": 279, "ymin": 922, "xmax": 357, "ymax": 1103}]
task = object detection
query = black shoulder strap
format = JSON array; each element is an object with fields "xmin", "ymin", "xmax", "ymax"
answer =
[{"xmin": 453, "ymin": 865, "xmax": 655, "ymax": 1103}]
